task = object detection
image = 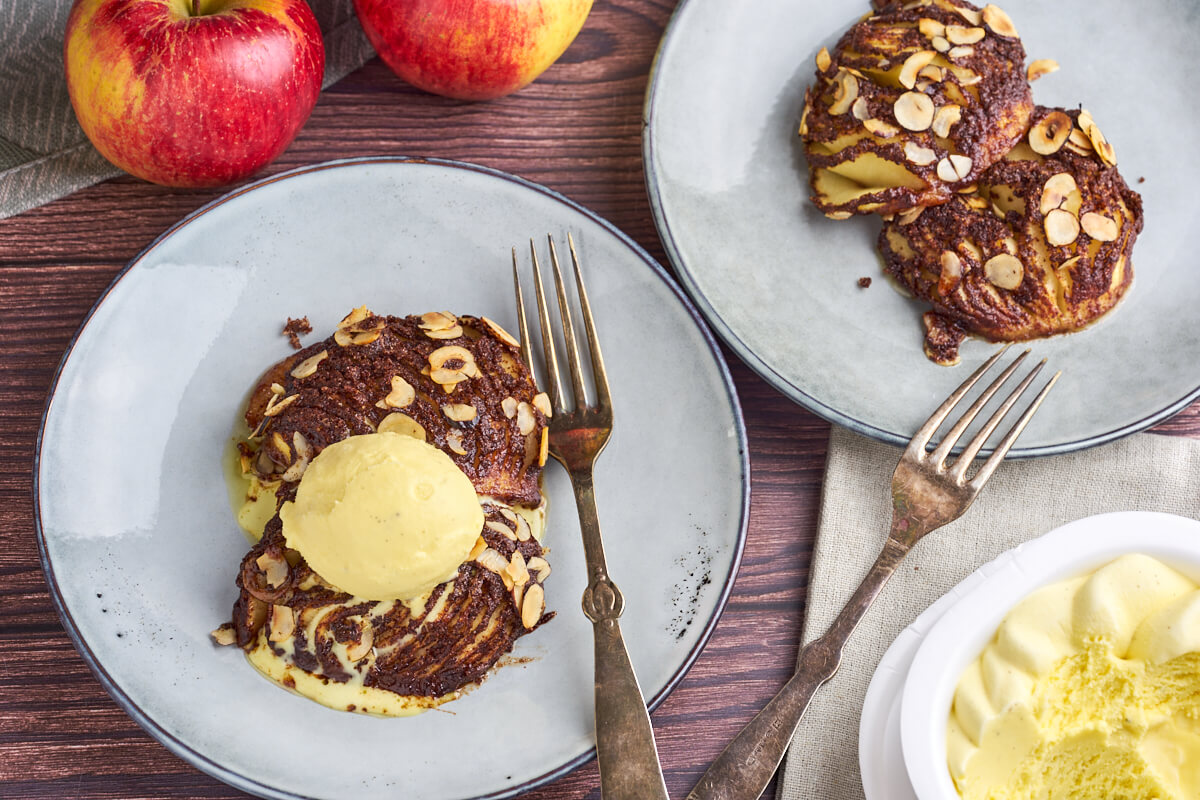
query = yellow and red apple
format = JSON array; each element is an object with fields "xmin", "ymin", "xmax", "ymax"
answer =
[
  {"xmin": 64, "ymin": 0, "xmax": 325, "ymax": 188},
  {"xmin": 353, "ymin": 0, "xmax": 593, "ymax": 101}
]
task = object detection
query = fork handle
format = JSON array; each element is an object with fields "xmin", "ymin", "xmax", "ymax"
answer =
[
  {"xmin": 686, "ymin": 537, "xmax": 908, "ymax": 800},
  {"xmin": 572, "ymin": 472, "xmax": 670, "ymax": 800}
]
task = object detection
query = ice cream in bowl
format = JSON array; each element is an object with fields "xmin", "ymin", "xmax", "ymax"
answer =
[{"xmin": 900, "ymin": 512, "xmax": 1200, "ymax": 800}]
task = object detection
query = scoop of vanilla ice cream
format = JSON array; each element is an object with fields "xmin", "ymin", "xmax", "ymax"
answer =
[{"xmin": 279, "ymin": 432, "xmax": 484, "ymax": 601}]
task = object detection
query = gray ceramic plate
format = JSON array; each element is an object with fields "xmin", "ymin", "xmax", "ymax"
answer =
[
  {"xmin": 644, "ymin": 0, "xmax": 1200, "ymax": 456},
  {"xmin": 35, "ymin": 158, "xmax": 748, "ymax": 800}
]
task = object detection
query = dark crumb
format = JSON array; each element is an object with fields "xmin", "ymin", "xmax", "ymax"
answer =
[
  {"xmin": 1138, "ymin": 176, "xmax": 1145, "ymax": 184},
  {"xmin": 283, "ymin": 316, "xmax": 312, "ymax": 349},
  {"xmin": 858, "ymin": 277, "xmax": 872, "ymax": 288}
]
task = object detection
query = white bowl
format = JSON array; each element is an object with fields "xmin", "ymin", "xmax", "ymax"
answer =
[{"xmin": 899, "ymin": 511, "xmax": 1200, "ymax": 800}]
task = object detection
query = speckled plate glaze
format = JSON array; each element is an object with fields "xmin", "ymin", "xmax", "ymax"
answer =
[
  {"xmin": 644, "ymin": 0, "xmax": 1200, "ymax": 456},
  {"xmin": 34, "ymin": 157, "xmax": 748, "ymax": 800}
]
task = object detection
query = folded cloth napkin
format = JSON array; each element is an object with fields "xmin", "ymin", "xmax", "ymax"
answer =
[
  {"xmin": 0, "ymin": 1, "xmax": 374, "ymax": 221},
  {"xmin": 779, "ymin": 425, "xmax": 1200, "ymax": 800}
]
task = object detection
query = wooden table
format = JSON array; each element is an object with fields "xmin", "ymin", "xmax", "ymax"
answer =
[{"xmin": 1, "ymin": 2, "xmax": 1196, "ymax": 798}]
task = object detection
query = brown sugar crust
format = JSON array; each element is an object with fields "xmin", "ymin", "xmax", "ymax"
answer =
[
  {"xmin": 800, "ymin": 0, "xmax": 1032, "ymax": 217},
  {"xmin": 227, "ymin": 309, "xmax": 551, "ymax": 699},
  {"xmin": 878, "ymin": 107, "xmax": 1143, "ymax": 365}
]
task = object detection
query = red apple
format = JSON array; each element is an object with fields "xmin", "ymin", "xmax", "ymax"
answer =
[
  {"xmin": 64, "ymin": 0, "xmax": 325, "ymax": 188},
  {"xmin": 353, "ymin": 0, "xmax": 593, "ymax": 101}
]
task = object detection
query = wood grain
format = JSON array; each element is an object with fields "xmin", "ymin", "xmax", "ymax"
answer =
[{"xmin": 1, "ymin": 0, "xmax": 1197, "ymax": 798}]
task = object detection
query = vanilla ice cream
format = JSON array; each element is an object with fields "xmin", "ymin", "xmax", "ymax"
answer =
[
  {"xmin": 948, "ymin": 553, "xmax": 1200, "ymax": 800},
  {"xmin": 278, "ymin": 432, "xmax": 484, "ymax": 601}
]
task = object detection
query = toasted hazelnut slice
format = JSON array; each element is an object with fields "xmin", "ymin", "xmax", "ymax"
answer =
[
  {"xmin": 429, "ymin": 345, "xmax": 473, "ymax": 371},
  {"xmin": 269, "ymin": 605, "xmax": 295, "ymax": 642},
  {"xmin": 851, "ymin": 96, "xmax": 869, "ymax": 121},
  {"xmin": 290, "ymin": 350, "xmax": 328, "ymax": 379},
  {"xmin": 334, "ymin": 327, "xmax": 382, "ymax": 347},
  {"xmin": 256, "ymin": 552, "xmax": 290, "ymax": 588},
  {"xmin": 899, "ymin": 50, "xmax": 938, "ymax": 90},
  {"xmin": 345, "ymin": 622, "xmax": 374, "ymax": 662},
  {"xmin": 531, "ymin": 392, "xmax": 552, "ymax": 417},
  {"xmin": 1067, "ymin": 127, "xmax": 1094, "ymax": 151},
  {"xmin": 538, "ymin": 427, "xmax": 549, "ymax": 467},
  {"xmin": 445, "ymin": 429, "xmax": 468, "ymax": 455},
  {"xmin": 1044, "ymin": 209, "xmax": 1081, "ymax": 246},
  {"xmin": 1029, "ymin": 111, "xmax": 1072, "ymax": 155},
  {"xmin": 966, "ymin": 195, "xmax": 989, "ymax": 211},
  {"xmin": 894, "ymin": 91, "xmax": 934, "ymax": 131},
  {"xmin": 501, "ymin": 396, "xmax": 519, "ymax": 418},
  {"xmin": 825, "ymin": 211, "xmax": 854, "ymax": 220},
  {"xmin": 918, "ymin": 17, "xmax": 945, "ymax": 38},
  {"xmin": 516, "ymin": 401, "xmax": 537, "ymax": 436},
  {"xmin": 419, "ymin": 311, "xmax": 457, "ymax": 330},
  {"xmin": 1081, "ymin": 212, "xmax": 1119, "ymax": 242},
  {"xmin": 918, "ymin": 64, "xmax": 944, "ymax": 82},
  {"xmin": 269, "ymin": 431, "xmax": 292, "ymax": 466},
  {"xmin": 864, "ymin": 118, "xmax": 901, "ymax": 138},
  {"xmin": 476, "ymin": 548, "xmax": 511, "ymax": 585},
  {"xmin": 482, "ymin": 316, "xmax": 520, "ymax": 348},
  {"xmin": 897, "ymin": 206, "xmax": 925, "ymax": 226},
  {"xmin": 279, "ymin": 432, "xmax": 312, "ymax": 482},
  {"xmin": 385, "ymin": 375, "xmax": 415, "ymax": 408},
  {"xmin": 521, "ymin": 583, "xmax": 545, "ymax": 629},
  {"xmin": 264, "ymin": 393, "xmax": 298, "ymax": 417},
  {"xmin": 798, "ymin": 100, "xmax": 810, "ymax": 136},
  {"xmin": 954, "ymin": 5, "xmax": 983, "ymax": 24},
  {"xmin": 931, "ymin": 35, "xmax": 950, "ymax": 52},
  {"xmin": 486, "ymin": 520, "xmax": 518, "ymax": 541},
  {"xmin": 936, "ymin": 154, "xmax": 972, "ymax": 182},
  {"xmin": 337, "ymin": 306, "xmax": 371, "ymax": 330},
  {"xmin": 424, "ymin": 324, "xmax": 463, "ymax": 340},
  {"xmin": 815, "ymin": 46, "xmax": 831, "ymax": 72},
  {"xmin": 946, "ymin": 25, "xmax": 985, "ymax": 45},
  {"xmin": 948, "ymin": 45, "xmax": 974, "ymax": 59},
  {"xmin": 1027, "ymin": 59, "xmax": 1059, "ymax": 82},
  {"xmin": 939, "ymin": 251, "xmax": 963, "ymax": 295},
  {"xmin": 443, "ymin": 403, "xmax": 477, "ymax": 422},
  {"xmin": 931, "ymin": 104, "xmax": 963, "ymax": 138},
  {"xmin": 499, "ymin": 508, "xmax": 519, "ymax": 524},
  {"xmin": 210, "ymin": 625, "xmax": 237, "ymax": 646},
  {"xmin": 468, "ymin": 536, "xmax": 489, "ymax": 561},
  {"xmin": 904, "ymin": 142, "xmax": 938, "ymax": 166},
  {"xmin": 527, "ymin": 556, "xmax": 552, "ymax": 582},
  {"xmin": 514, "ymin": 513, "xmax": 532, "ymax": 542},
  {"xmin": 984, "ymin": 253, "xmax": 1024, "ymax": 290},
  {"xmin": 378, "ymin": 412, "xmax": 426, "ymax": 441},
  {"xmin": 1040, "ymin": 172, "xmax": 1078, "ymax": 214},
  {"xmin": 829, "ymin": 70, "xmax": 858, "ymax": 116},
  {"xmin": 1080, "ymin": 115, "xmax": 1117, "ymax": 167},
  {"xmin": 507, "ymin": 551, "xmax": 530, "ymax": 587},
  {"xmin": 981, "ymin": 4, "xmax": 1018, "ymax": 37}
]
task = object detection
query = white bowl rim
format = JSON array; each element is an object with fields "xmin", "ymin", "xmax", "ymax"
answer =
[{"xmin": 899, "ymin": 510, "xmax": 1200, "ymax": 800}]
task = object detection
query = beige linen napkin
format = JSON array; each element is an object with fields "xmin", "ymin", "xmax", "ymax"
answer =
[
  {"xmin": 0, "ymin": 1, "xmax": 374, "ymax": 220},
  {"xmin": 779, "ymin": 425, "xmax": 1200, "ymax": 800}
]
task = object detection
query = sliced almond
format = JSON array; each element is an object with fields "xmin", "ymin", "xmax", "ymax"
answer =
[
  {"xmin": 521, "ymin": 583, "xmax": 545, "ymax": 629},
  {"xmin": 899, "ymin": 50, "xmax": 938, "ymax": 90},
  {"xmin": 981, "ymin": 4, "xmax": 1018, "ymax": 37},
  {"xmin": 419, "ymin": 311, "xmax": 458, "ymax": 331},
  {"xmin": 531, "ymin": 392, "xmax": 552, "ymax": 417},
  {"xmin": 527, "ymin": 556, "xmax": 551, "ymax": 582},
  {"xmin": 851, "ymin": 96, "xmax": 870, "ymax": 121},
  {"xmin": 476, "ymin": 548, "xmax": 511, "ymax": 586},
  {"xmin": 863, "ymin": 118, "xmax": 901, "ymax": 138},
  {"xmin": 486, "ymin": 520, "xmax": 518, "ymax": 541},
  {"xmin": 946, "ymin": 25, "xmax": 985, "ymax": 45},
  {"xmin": 468, "ymin": 536, "xmax": 489, "ymax": 561},
  {"xmin": 954, "ymin": 5, "xmax": 983, "ymax": 24},
  {"xmin": 482, "ymin": 317, "xmax": 520, "ymax": 348},
  {"xmin": 984, "ymin": 253, "xmax": 1024, "ymax": 290},
  {"xmin": 931, "ymin": 104, "xmax": 962, "ymax": 138},
  {"xmin": 1079, "ymin": 113, "xmax": 1116, "ymax": 167},
  {"xmin": 931, "ymin": 35, "xmax": 950, "ymax": 53},
  {"xmin": 1044, "ymin": 208, "xmax": 1081, "ymax": 246},
  {"xmin": 1040, "ymin": 172, "xmax": 1078, "ymax": 215},
  {"xmin": 256, "ymin": 552, "xmax": 290, "ymax": 588},
  {"xmin": 290, "ymin": 350, "xmax": 328, "ymax": 379},
  {"xmin": 1027, "ymin": 59, "xmax": 1059, "ymax": 82},
  {"xmin": 513, "ymin": 513, "xmax": 532, "ymax": 542},
  {"xmin": 829, "ymin": 70, "xmax": 858, "ymax": 116},
  {"xmin": 337, "ymin": 306, "xmax": 371, "ymax": 330},
  {"xmin": 894, "ymin": 91, "xmax": 934, "ymax": 132},
  {"xmin": 904, "ymin": 142, "xmax": 938, "ymax": 166},
  {"xmin": 210, "ymin": 625, "xmax": 237, "ymax": 646},
  {"xmin": 815, "ymin": 46, "xmax": 831, "ymax": 72},
  {"xmin": 345, "ymin": 622, "xmax": 374, "ymax": 662},
  {"xmin": 538, "ymin": 427, "xmax": 549, "ymax": 467},
  {"xmin": 501, "ymin": 396, "xmax": 519, "ymax": 418},
  {"xmin": 385, "ymin": 375, "xmax": 415, "ymax": 408},
  {"xmin": 918, "ymin": 18, "xmax": 946, "ymax": 38},
  {"xmin": 279, "ymin": 431, "xmax": 312, "ymax": 483},
  {"xmin": 936, "ymin": 154, "xmax": 972, "ymax": 182},
  {"xmin": 1081, "ymin": 212, "xmax": 1119, "ymax": 242},
  {"xmin": 264, "ymin": 392, "xmax": 298, "ymax": 418},
  {"xmin": 938, "ymin": 251, "xmax": 963, "ymax": 295},
  {"xmin": 378, "ymin": 412, "xmax": 426, "ymax": 441},
  {"xmin": 947, "ymin": 45, "xmax": 974, "ymax": 59},
  {"xmin": 825, "ymin": 211, "xmax": 854, "ymax": 220},
  {"xmin": 1028, "ymin": 111, "xmax": 1072, "ymax": 155},
  {"xmin": 443, "ymin": 403, "xmax": 477, "ymax": 422},
  {"xmin": 445, "ymin": 429, "xmax": 468, "ymax": 455},
  {"xmin": 268, "ymin": 605, "xmax": 295, "ymax": 642},
  {"xmin": 424, "ymin": 324, "xmax": 463, "ymax": 340},
  {"xmin": 507, "ymin": 551, "xmax": 530, "ymax": 587},
  {"xmin": 516, "ymin": 401, "xmax": 537, "ymax": 436}
]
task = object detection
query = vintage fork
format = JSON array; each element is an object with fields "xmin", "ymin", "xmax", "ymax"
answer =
[
  {"xmin": 513, "ymin": 234, "xmax": 670, "ymax": 800},
  {"xmin": 687, "ymin": 346, "xmax": 1061, "ymax": 800}
]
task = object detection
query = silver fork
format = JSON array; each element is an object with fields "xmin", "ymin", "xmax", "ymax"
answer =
[
  {"xmin": 686, "ymin": 346, "xmax": 1061, "ymax": 800},
  {"xmin": 513, "ymin": 234, "xmax": 670, "ymax": 800}
]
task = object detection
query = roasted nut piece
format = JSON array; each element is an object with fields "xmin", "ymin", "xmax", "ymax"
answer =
[
  {"xmin": 1029, "ymin": 111, "xmax": 1072, "ymax": 155},
  {"xmin": 378, "ymin": 412, "xmax": 426, "ymax": 441},
  {"xmin": 442, "ymin": 403, "xmax": 477, "ymax": 422},
  {"xmin": 877, "ymin": 106, "xmax": 1143, "ymax": 365},
  {"xmin": 1026, "ymin": 58, "xmax": 1058, "ymax": 82},
  {"xmin": 894, "ymin": 92, "xmax": 935, "ymax": 132},
  {"xmin": 290, "ymin": 350, "xmax": 328, "ymax": 379},
  {"xmin": 385, "ymin": 375, "xmax": 415, "ymax": 408},
  {"xmin": 481, "ymin": 317, "xmax": 520, "ymax": 348},
  {"xmin": 981, "ymin": 4, "xmax": 1018, "ymax": 37},
  {"xmin": 522, "ymin": 583, "xmax": 545, "ymax": 629}
]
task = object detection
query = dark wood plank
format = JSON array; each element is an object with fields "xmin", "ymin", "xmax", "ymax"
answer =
[{"xmin": 1, "ymin": 0, "xmax": 1198, "ymax": 797}]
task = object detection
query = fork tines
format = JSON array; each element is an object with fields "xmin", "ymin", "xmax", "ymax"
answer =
[{"xmin": 909, "ymin": 345, "xmax": 1061, "ymax": 485}]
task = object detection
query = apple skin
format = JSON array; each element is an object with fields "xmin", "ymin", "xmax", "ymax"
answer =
[
  {"xmin": 353, "ymin": 0, "xmax": 593, "ymax": 101},
  {"xmin": 64, "ymin": 0, "xmax": 325, "ymax": 188}
]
